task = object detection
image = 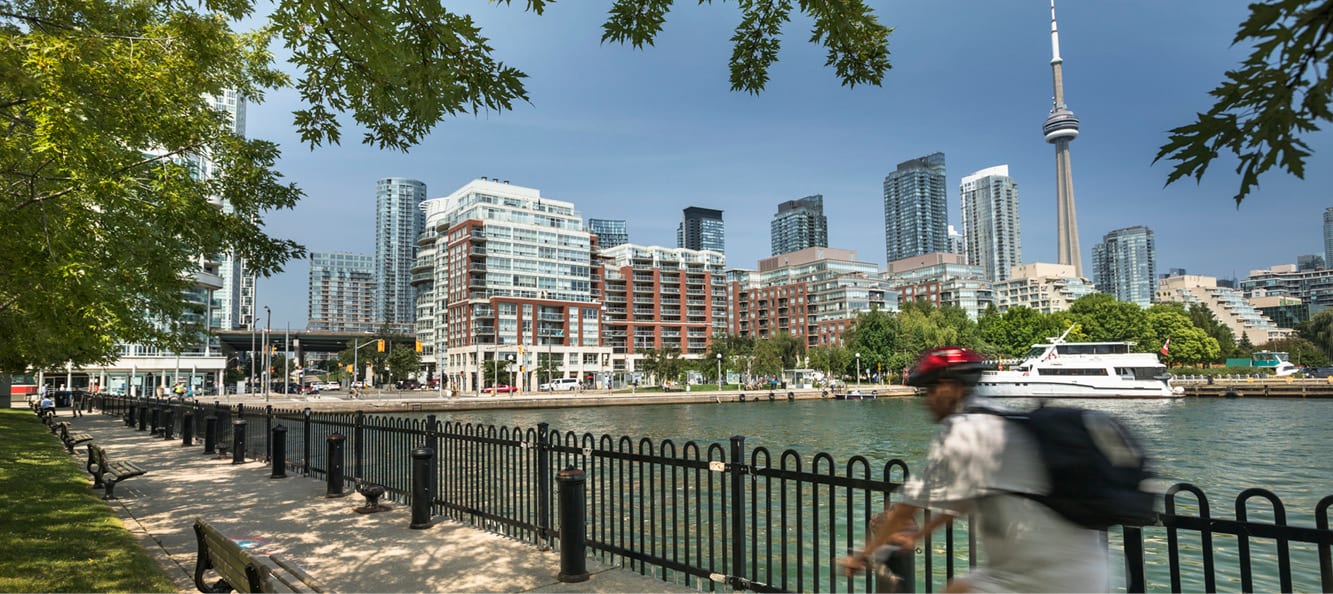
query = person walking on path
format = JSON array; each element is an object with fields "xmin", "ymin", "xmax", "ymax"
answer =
[
  {"xmin": 841, "ymin": 346, "xmax": 1108, "ymax": 592},
  {"xmin": 69, "ymin": 389, "xmax": 83, "ymax": 417}
]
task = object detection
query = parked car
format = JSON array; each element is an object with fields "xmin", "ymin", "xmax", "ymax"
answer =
[
  {"xmin": 319, "ymin": 382, "xmax": 342, "ymax": 391},
  {"xmin": 538, "ymin": 378, "xmax": 580, "ymax": 392},
  {"xmin": 1306, "ymin": 366, "xmax": 1333, "ymax": 378},
  {"xmin": 482, "ymin": 384, "xmax": 517, "ymax": 394},
  {"xmin": 395, "ymin": 379, "xmax": 421, "ymax": 390}
]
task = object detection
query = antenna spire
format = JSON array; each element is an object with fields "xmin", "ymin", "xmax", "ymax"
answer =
[{"xmin": 1050, "ymin": 0, "xmax": 1062, "ymax": 64}]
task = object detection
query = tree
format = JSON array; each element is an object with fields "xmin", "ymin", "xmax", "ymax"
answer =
[
  {"xmin": 2, "ymin": 3, "xmax": 302, "ymax": 373},
  {"xmin": 1067, "ymin": 294, "xmax": 1154, "ymax": 348},
  {"xmin": 1156, "ymin": 1, "xmax": 1333, "ymax": 205},
  {"xmin": 386, "ymin": 345, "xmax": 422, "ymax": 384},
  {"xmin": 1297, "ymin": 309, "xmax": 1333, "ymax": 360},
  {"xmin": 1260, "ymin": 337, "xmax": 1329, "ymax": 367},
  {"xmin": 1178, "ymin": 302, "xmax": 1237, "ymax": 359},
  {"xmin": 1, "ymin": 1, "xmax": 891, "ymax": 374}
]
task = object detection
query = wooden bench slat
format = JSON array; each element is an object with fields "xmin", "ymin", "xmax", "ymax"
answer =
[
  {"xmin": 194, "ymin": 518, "xmax": 324, "ymax": 594},
  {"xmin": 88, "ymin": 444, "xmax": 146, "ymax": 499}
]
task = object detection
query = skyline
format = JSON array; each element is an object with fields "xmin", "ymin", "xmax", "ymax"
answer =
[{"xmin": 246, "ymin": 2, "xmax": 1332, "ymax": 330}]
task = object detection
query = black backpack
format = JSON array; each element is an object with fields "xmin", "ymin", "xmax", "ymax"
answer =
[{"xmin": 969, "ymin": 405, "xmax": 1158, "ymax": 529}]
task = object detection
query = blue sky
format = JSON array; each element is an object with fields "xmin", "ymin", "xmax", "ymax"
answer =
[{"xmin": 248, "ymin": 1, "xmax": 1332, "ymax": 330}]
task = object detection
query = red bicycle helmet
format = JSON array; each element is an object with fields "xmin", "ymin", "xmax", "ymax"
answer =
[{"xmin": 906, "ymin": 346, "xmax": 985, "ymax": 387}]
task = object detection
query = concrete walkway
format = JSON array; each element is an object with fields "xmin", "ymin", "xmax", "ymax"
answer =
[{"xmin": 63, "ymin": 412, "xmax": 694, "ymax": 593}]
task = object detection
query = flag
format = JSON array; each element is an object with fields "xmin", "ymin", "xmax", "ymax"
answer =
[{"xmin": 1160, "ymin": 338, "xmax": 1171, "ymax": 355}]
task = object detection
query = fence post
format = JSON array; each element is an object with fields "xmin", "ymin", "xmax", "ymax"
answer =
[
  {"xmin": 266, "ymin": 405, "xmax": 274, "ymax": 462},
  {"xmin": 426, "ymin": 415, "xmax": 439, "ymax": 515},
  {"xmin": 181, "ymin": 410, "xmax": 194, "ymax": 446},
  {"xmin": 137, "ymin": 402, "xmax": 148, "ymax": 431},
  {"xmin": 203, "ymin": 415, "xmax": 217, "ymax": 454},
  {"xmin": 355, "ymin": 411, "xmax": 365, "ymax": 479},
  {"xmin": 271, "ymin": 425, "xmax": 288, "ymax": 479},
  {"xmin": 149, "ymin": 401, "xmax": 161, "ymax": 434},
  {"xmin": 1123, "ymin": 525, "xmax": 1146, "ymax": 593},
  {"xmin": 232, "ymin": 419, "xmax": 247, "ymax": 464},
  {"xmin": 556, "ymin": 466, "xmax": 589, "ymax": 583},
  {"xmin": 124, "ymin": 401, "xmax": 136, "ymax": 427},
  {"xmin": 302, "ymin": 408, "xmax": 312, "ymax": 476},
  {"xmin": 410, "ymin": 445, "xmax": 434, "ymax": 529},
  {"xmin": 729, "ymin": 435, "xmax": 747, "ymax": 586},
  {"xmin": 326, "ymin": 432, "xmax": 346, "ymax": 497},
  {"xmin": 537, "ymin": 422, "xmax": 552, "ymax": 546}
]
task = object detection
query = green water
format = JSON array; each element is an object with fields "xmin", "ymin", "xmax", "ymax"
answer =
[{"xmin": 419, "ymin": 397, "xmax": 1333, "ymax": 592}]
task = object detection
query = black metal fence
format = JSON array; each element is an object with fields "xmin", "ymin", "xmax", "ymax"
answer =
[{"xmin": 94, "ymin": 395, "xmax": 1333, "ymax": 592}]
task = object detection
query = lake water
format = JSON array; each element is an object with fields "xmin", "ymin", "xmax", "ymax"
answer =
[{"xmin": 416, "ymin": 397, "xmax": 1333, "ymax": 592}]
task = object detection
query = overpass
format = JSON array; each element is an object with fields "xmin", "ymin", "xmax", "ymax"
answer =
[{"xmin": 213, "ymin": 329, "xmax": 416, "ymax": 358}]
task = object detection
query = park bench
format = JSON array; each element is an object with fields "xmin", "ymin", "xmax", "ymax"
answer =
[
  {"xmin": 53, "ymin": 422, "xmax": 93, "ymax": 454},
  {"xmin": 86, "ymin": 443, "xmax": 147, "ymax": 500},
  {"xmin": 193, "ymin": 517, "xmax": 325, "ymax": 593}
]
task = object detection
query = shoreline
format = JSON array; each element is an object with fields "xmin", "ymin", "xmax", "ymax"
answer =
[{"xmin": 159, "ymin": 385, "xmax": 917, "ymax": 414}]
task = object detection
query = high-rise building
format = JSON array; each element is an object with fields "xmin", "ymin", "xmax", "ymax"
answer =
[
  {"xmin": 418, "ymin": 178, "xmax": 612, "ymax": 393},
  {"xmin": 203, "ymin": 90, "xmax": 255, "ymax": 332},
  {"xmin": 728, "ymin": 247, "xmax": 895, "ymax": 347},
  {"xmin": 883, "ymin": 152, "xmax": 948, "ymax": 264},
  {"xmin": 1044, "ymin": 1, "xmax": 1083, "ymax": 276},
  {"xmin": 375, "ymin": 177, "xmax": 427, "ymax": 334},
  {"xmin": 959, "ymin": 165, "xmax": 1022, "ymax": 281},
  {"xmin": 307, "ymin": 252, "xmax": 377, "ymax": 333},
  {"xmin": 1297, "ymin": 254, "xmax": 1325, "ymax": 271},
  {"xmin": 1091, "ymin": 226, "xmax": 1157, "ymax": 307},
  {"xmin": 947, "ymin": 225, "xmax": 966, "ymax": 257},
  {"xmin": 588, "ymin": 218, "xmax": 629, "ymax": 249},
  {"xmin": 770, "ymin": 195, "xmax": 828, "ymax": 256},
  {"xmin": 677, "ymin": 206, "xmax": 725, "ymax": 253},
  {"xmin": 883, "ymin": 253, "xmax": 994, "ymax": 320},
  {"xmin": 1324, "ymin": 207, "xmax": 1333, "ymax": 268}
]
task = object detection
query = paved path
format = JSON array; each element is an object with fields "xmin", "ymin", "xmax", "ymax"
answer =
[{"xmin": 65, "ymin": 412, "xmax": 693, "ymax": 593}]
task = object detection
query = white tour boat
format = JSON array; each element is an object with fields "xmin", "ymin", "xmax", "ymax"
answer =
[{"xmin": 975, "ymin": 326, "xmax": 1182, "ymax": 399}]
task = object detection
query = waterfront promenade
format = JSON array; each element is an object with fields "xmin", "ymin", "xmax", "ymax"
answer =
[{"xmin": 38, "ymin": 411, "xmax": 694, "ymax": 593}]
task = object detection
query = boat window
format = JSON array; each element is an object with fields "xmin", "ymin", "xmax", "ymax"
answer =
[
  {"xmin": 1034, "ymin": 368, "xmax": 1110, "ymax": 376},
  {"xmin": 1025, "ymin": 347, "xmax": 1046, "ymax": 359}
]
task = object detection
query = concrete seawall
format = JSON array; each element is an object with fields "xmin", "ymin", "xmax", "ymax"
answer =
[{"xmin": 190, "ymin": 385, "xmax": 919, "ymax": 414}]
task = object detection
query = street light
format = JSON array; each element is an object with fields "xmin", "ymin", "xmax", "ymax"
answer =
[
  {"xmin": 263, "ymin": 306, "xmax": 271, "ymax": 402},
  {"xmin": 716, "ymin": 353, "xmax": 722, "ymax": 391},
  {"xmin": 856, "ymin": 352, "xmax": 861, "ymax": 388}
]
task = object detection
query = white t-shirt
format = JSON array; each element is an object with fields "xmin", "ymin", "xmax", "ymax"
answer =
[{"xmin": 900, "ymin": 399, "xmax": 1109, "ymax": 592}]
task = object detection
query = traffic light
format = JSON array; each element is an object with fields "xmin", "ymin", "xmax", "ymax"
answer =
[
  {"xmin": 346, "ymin": 364, "xmax": 353, "ymax": 373},
  {"xmin": 376, "ymin": 339, "xmax": 385, "ymax": 352},
  {"xmin": 414, "ymin": 340, "xmax": 422, "ymax": 353}
]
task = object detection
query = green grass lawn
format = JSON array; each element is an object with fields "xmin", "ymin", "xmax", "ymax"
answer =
[{"xmin": 0, "ymin": 409, "xmax": 174, "ymax": 593}]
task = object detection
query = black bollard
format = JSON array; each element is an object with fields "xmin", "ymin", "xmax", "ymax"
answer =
[
  {"xmin": 137, "ymin": 404, "xmax": 148, "ymax": 431},
  {"xmin": 409, "ymin": 446, "xmax": 434, "ymax": 528},
  {"xmin": 326, "ymin": 433, "xmax": 347, "ymax": 497},
  {"xmin": 181, "ymin": 411, "xmax": 194, "ymax": 446},
  {"xmin": 270, "ymin": 425, "xmax": 288, "ymax": 479},
  {"xmin": 556, "ymin": 466, "xmax": 589, "ymax": 582},
  {"xmin": 149, "ymin": 404, "xmax": 161, "ymax": 434},
  {"xmin": 124, "ymin": 403, "xmax": 136, "ymax": 427},
  {"xmin": 231, "ymin": 419, "xmax": 247, "ymax": 464},
  {"xmin": 161, "ymin": 409, "xmax": 174, "ymax": 440},
  {"xmin": 203, "ymin": 415, "xmax": 217, "ymax": 454}
]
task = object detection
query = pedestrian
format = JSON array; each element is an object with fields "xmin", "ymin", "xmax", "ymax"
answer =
[
  {"xmin": 69, "ymin": 388, "xmax": 83, "ymax": 417},
  {"xmin": 841, "ymin": 346, "xmax": 1108, "ymax": 592}
]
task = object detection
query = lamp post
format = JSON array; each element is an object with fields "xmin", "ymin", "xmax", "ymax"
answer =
[
  {"xmin": 716, "ymin": 353, "xmax": 722, "ymax": 391},
  {"xmin": 249, "ymin": 319, "xmax": 256, "ymax": 395},
  {"xmin": 856, "ymin": 352, "xmax": 861, "ymax": 388},
  {"xmin": 263, "ymin": 306, "xmax": 271, "ymax": 402}
]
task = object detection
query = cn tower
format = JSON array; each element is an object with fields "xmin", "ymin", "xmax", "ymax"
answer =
[{"xmin": 1043, "ymin": 0, "xmax": 1082, "ymax": 276}]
